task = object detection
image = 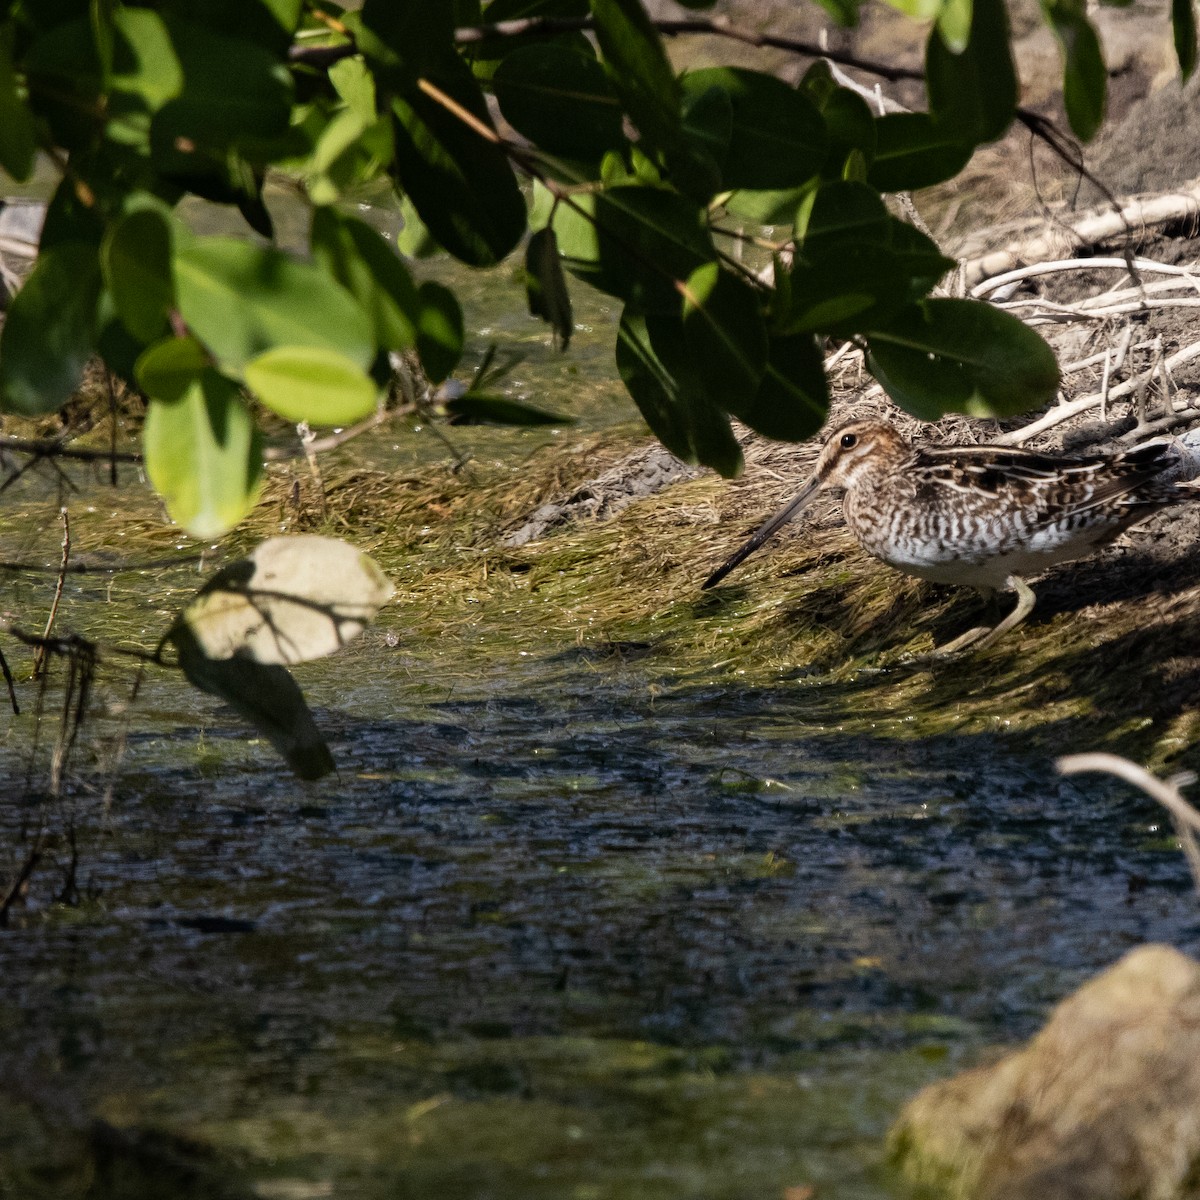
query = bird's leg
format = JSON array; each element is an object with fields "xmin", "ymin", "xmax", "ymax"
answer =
[{"xmin": 931, "ymin": 576, "xmax": 1036, "ymax": 658}]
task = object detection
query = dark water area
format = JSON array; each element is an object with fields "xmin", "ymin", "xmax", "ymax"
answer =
[{"xmin": 4, "ymin": 594, "xmax": 1199, "ymax": 1198}]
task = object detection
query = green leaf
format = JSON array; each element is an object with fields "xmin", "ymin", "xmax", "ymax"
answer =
[
  {"xmin": 1174, "ymin": 0, "xmax": 1197, "ymax": 80},
  {"xmin": 0, "ymin": 243, "xmax": 101, "ymax": 416},
  {"xmin": 615, "ymin": 308, "xmax": 743, "ymax": 476},
  {"xmin": 444, "ymin": 393, "xmax": 572, "ymax": 425},
  {"xmin": 1042, "ymin": 0, "xmax": 1106, "ymax": 142},
  {"xmin": 0, "ymin": 28, "xmax": 35, "ymax": 181},
  {"xmin": 161, "ymin": 0, "xmax": 303, "ymax": 56},
  {"xmin": 525, "ymin": 227, "xmax": 574, "ymax": 350},
  {"xmin": 389, "ymin": 64, "xmax": 526, "ymax": 266},
  {"xmin": 416, "ymin": 281, "xmax": 464, "ymax": 384},
  {"xmin": 138, "ymin": 337, "xmax": 265, "ymax": 537},
  {"xmin": 927, "ymin": 0, "xmax": 1016, "ymax": 143},
  {"xmin": 865, "ymin": 298, "xmax": 1060, "ymax": 419},
  {"xmin": 937, "ymin": 0, "xmax": 974, "ymax": 52},
  {"xmin": 310, "ymin": 208, "xmax": 419, "ymax": 353},
  {"xmin": 589, "ymin": 0, "xmax": 683, "ymax": 156},
  {"xmin": 171, "ymin": 628, "xmax": 335, "ymax": 780},
  {"xmin": 821, "ymin": 87, "xmax": 877, "ymax": 176},
  {"xmin": 681, "ymin": 84, "xmax": 733, "ymax": 174},
  {"xmin": 551, "ymin": 186, "xmax": 715, "ymax": 313},
  {"xmin": 244, "ymin": 346, "xmax": 378, "ymax": 426},
  {"xmin": 798, "ymin": 179, "xmax": 889, "ymax": 252},
  {"xmin": 173, "ymin": 234, "xmax": 375, "ymax": 372},
  {"xmin": 101, "ymin": 206, "xmax": 176, "ymax": 343},
  {"xmin": 679, "ymin": 67, "xmax": 827, "ymax": 189},
  {"xmin": 493, "ymin": 43, "xmax": 624, "ymax": 159},
  {"xmin": 742, "ymin": 332, "xmax": 829, "ymax": 441},
  {"xmin": 149, "ymin": 15, "xmax": 294, "ymax": 166},
  {"xmin": 680, "ymin": 262, "xmax": 768, "ymax": 398},
  {"xmin": 867, "ymin": 112, "xmax": 974, "ymax": 191},
  {"xmin": 358, "ymin": 0, "xmax": 456, "ymax": 78},
  {"xmin": 172, "ymin": 535, "xmax": 394, "ymax": 666}
]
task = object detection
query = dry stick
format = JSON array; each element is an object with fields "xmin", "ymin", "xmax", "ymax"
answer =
[
  {"xmin": 1058, "ymin": 752, "xmax": 1200, "ymax": 893},
  {"xmin": 964, "ymin": 184, "xmax": 1200, "ymax": 288},
  {"xmin": 994, "ymin": 340, "xmax": 1200, "ymax": 444},
  {"xmin": 32, "ymin": 508, "xmax": 69, "ymax": 681},
  {"xmin": 971, "ymin": 257, "xmax": 1200, "ymax": 298}
]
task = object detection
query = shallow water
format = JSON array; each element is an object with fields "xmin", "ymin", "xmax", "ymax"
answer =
[{"xmin": 3, "ymin": 248, "xmax": 1200, "ymax": 1199}]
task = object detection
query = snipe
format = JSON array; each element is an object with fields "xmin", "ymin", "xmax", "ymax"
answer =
[{"xmin": 702, "ymin": 418, "xmax": 1195, "ymax": 654}]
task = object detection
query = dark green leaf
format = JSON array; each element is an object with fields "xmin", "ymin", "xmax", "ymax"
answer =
[
  {"xmin": 525, "ymin": 227, "xmax": 574, "ymax": 350},
  {"xmin": 0, "ymin": 27, "xmax": 35, "ymax": 181},
  {"xmin": 0, "ymin": 242, "xmax": 101, "ymax": 415},
  {"xmin": 22, "ymin": 17, "xmax": 104, "ymax": 147},
  {"xmin": 171, "ymin": 624, "xmax": 334, "ymax": 780},
  {"xmin": 416, "ymin": 281, "xmax": 465, "ymax": 384},
  {"xmin": 741, "ymin": 332, "xmax": 829, "ymax": 441},
  {"xmin": 552, "ymin": 185, "xmax": 714, "ymax": 313},
  {"xmin": 798, "ymin": 179, "xmax": 889, "ymax": 253},
  {"xmin": 1042, "ymin": 0, "xmax": 1106, "ymax": 141},
  {"xmin": 927, "ymin": 0, "xmax": 1016, "ymax": 143},
  {"xmin": 358, "ymin": 0, "xmax": 455, "ymax": 78},
  {"xmin": 173, "ymin": 234, "xmax": 375, "ymax": 372},
  {"xmin": 679, "ymin": 67, "xmax": 827, "ymax": 189},
  {"xmin": 310, "ymin": 208, "xmax": 419, "ymax": 353},
  {"xmin": 865, "ymin": 298, "xmax": 1060, "ymax": 419},
  {"xmin": 137, "ymin": 337, "xmax": 265, "ymax": 536},
  {"xmin": 161, "ymin": 0, "xmax": 303, "ymax": 56},
  {"xmin": 615, "ymin": 308, "xmax": 743, "ymax": 476},
  {"xmin": 444, "ymin": 393, "xmax": 572, "ymax": 425},
  {"xmin": 493, "ymin": 43, "xmax": 624, "ymax": 159},
  {"xmin": 389, "ymin": 62, "xmax": 526, "ymax": 266},
  {"xmin": 680, "ymin": 262, "xmax": 768, "ymax": 398},
  {"xmin": 484, "ymin": 0, "xmax": 590, "ymax": 18},
  {"xmin": 821, "ymin": 87, "xmax": 877, "ymax": 176},
  {"xmin": 101, "ymin": 205, "xmax": 176, "ymax": 343},
  {"xmin": 1175, "ymin": 0, "xmax": 1197, "ymax": 80},
  {"xmin": 589, "ymin": 0, "xmax": 683, "ymax": 155},
  {"xmin": 681, "ymin": 83, "xmax": 732, "ymax": 175},
  {"xmin": 867, "ymin": 111, "xmax": 974, "ymax": 191}
]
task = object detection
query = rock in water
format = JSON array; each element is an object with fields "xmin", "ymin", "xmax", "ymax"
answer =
[{"xmin": 889, "ymin": 944, "xmax": 1200, "ymax": 1200}]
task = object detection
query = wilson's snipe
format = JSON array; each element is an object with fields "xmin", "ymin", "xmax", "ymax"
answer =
[{"xmin": 702, "ymin": 418, "xmax": 1195, "ymax": 654}]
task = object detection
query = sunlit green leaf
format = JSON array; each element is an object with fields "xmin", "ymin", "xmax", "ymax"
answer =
[
  {"xmin": 138, "ymin": 337, "xmax": 265, "ymax": 537},
  {"xmin": 525, "ymin": 226, "xmax": 574, "ymax": 350},
  {"xmin": 0, "ymin": 242, "xmax": 101, "ymax": 415},
  {"xmin": 174, "ymin": 234, "xmax": 375, "ymax": 372},
  {"xmin": 244, "ymin": 346, "xmax": 379, "ymax": 426},
  {"xmin": 937, "ymin": 0, "xmax": 973, "ymax": 52},
  {"xmin": 615, "ymin": 308, "xmax": 743, "ymax": 476},
  {"xmin": 865, "ymin": 298, "xmax": 1060, "ymax": 418}
]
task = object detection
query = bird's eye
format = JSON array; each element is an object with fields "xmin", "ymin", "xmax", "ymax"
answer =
[{"xmin": 840, "ymin": 432, "xmax": 858, "ymax": 449}]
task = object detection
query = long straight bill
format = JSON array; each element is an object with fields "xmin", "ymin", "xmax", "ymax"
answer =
[{"xmin": 701, "ymin": 475, "xmax": 821, "ymax": 590}]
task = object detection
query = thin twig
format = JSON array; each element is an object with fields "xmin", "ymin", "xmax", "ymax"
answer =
[
  {"xmin": 996, "ymin": 339, "xmax": 1200, "ymax": 444},
  {"xmin": 32, "ymin": 508, "xmax": 70, "ymax": 681},
  {"xmin": 1058, "ymin": 752, "xmax": 1200, "ymax": 893},
  {"xmin": 971, "ymin": 257, "xmax": 1200, "ymax": 298}
]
